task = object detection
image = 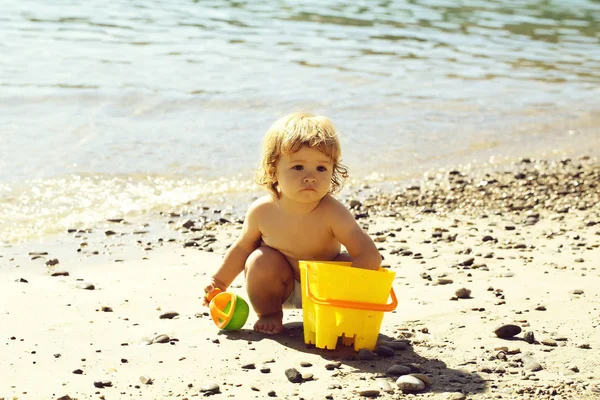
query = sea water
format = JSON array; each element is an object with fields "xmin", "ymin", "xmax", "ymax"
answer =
[{"xmin": 1, "ymin": 0, "xmax": 599, "ymax": 243}]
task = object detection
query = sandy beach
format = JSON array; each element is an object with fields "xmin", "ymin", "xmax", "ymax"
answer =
[{"xmin": 2, "ymin": 155, "xmax": 599, "ymax": 400}]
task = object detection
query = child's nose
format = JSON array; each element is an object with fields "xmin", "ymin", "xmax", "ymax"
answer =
[{"xmin": 303, "ymin": 176, "xmax": 317, "ymax": 183}]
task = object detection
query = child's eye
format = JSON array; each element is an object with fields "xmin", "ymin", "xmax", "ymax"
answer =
[
  {"xmin": 317, "ymin": 166, "xmax": 328, "ymax": 172},
  {"xmin": 292, "ymin": 165, "xmax": 303, "ymax": 171}
]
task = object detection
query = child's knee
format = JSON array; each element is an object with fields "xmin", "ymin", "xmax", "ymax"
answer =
[{"xmin": 245, "ymin": 247, "xmax": 292, "ymax": 282}]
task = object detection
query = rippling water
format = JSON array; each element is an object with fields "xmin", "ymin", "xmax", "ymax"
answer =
[{"xmin": 1, "ymin": 0, "xmax": 599, "ymax": 243}]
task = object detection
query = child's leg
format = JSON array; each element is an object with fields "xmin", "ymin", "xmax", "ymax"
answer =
[
  {"xmin": 334, "ymin": 252, "xmax": 353, "ymax": 262},
  {"xmin": 244, "ymin": 246, "xmax": 294, "ymax": 334}
]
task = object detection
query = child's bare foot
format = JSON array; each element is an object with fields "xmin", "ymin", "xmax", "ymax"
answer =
[{"xmin": 254, "ymin": 312, "xmax": 283, "ymax": 334}]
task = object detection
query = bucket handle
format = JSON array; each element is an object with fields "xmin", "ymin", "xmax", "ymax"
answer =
[{"xmin": 302, "ymin": 264, "xmax": 398, "ymax": 312}]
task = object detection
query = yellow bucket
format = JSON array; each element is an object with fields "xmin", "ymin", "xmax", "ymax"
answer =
[{"xmin": 299, "ymin": 261, "xmax": 397, "ymax": 351}]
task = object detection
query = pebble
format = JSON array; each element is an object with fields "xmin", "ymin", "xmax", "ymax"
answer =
[
  {"xmin": 455, "ymin": 288, "xmax": 471, "ymax": 299},
  {"xmin": 301, "ymin": 372, "xmax": 313, "ymax": 381},
  {"xmin": 325, "ymin": 362, "xmax": 341, "ymax": 370},
  {"xmin": 396, "ymin": 375, "xmax": 425, "ymax": 392},
  {"xmin": 521, "ymin": 355, "xmax": 542, "ymax": 371},
  {"xmin": 356, "ymin": 388, "xmax": 380, "ymax": 397},
  {"xmin": 409, "ymin": 373, "xmax": 430, "ymax": 385},
  {"xmin": 380, "ymin": 340, "xmax": 409, "ymax": 350},
  {"xmin": 93, "ymin": 381, "xmax": 112, "ymax": 388},
  {"xmin": 151, "ymin": 334, "xmax": 170, "ymax": 344},
  {"xmin": 448, "ymin": 393, "xmax": 467, "ymax": 400},
  {"xmin": 436, "ymin": 278, "xmax": 454, "ymax": 285},
  {"xmin": 571, "ymin": 289, "xmax": 584, "ymax": 295},
  {"xmin": 260, "ymin": 365, "xmax": 271, "ymax": 373},
  {"xmin": 76, "ymin": 282, "xmax": 95, "ymax": 290},
  {"xmin": 241, "ymin": 363, "xmax": 256, "ymax": 369},
  {"xmin": 200, "ymin": 383, "xmax": 220, "ymax": 394},
  {"xmin": 159, "ymin": 311, "xmax": 179, "ymax": 319},
  {"xmin": 524, "ymin": 331, "xmax": 535, "ymax": 344},
  {"xmin": 139, "ymin": 375, "xmax": 153, "ymax": 384},
  {"xmin": 387, "ymin": 364, "xmax": 411, "ymax": 376},
  {"xmin": 378, "ymin": 380, "xmax": 394, "ymax": 393},
  {"xmin": 285, "ymin": 368, "xmax": 303, "ymax": 383},
  {"xmin": 494, "ymin": 324, "xmax": 522, "ymax": 338},
  {"xmin": 267, "ymin": 390, "xmax": 277, "ymax": 397},
  {"xmin": 374, "ymin": 345, "xmax": 395, "ymax": 357},
  {"xmin": 358, "ymin": 348, "xmax": 376, "ymax": 360},
  {"xmin": 541, "ymin": 338, "xmax": 557, "ymax": 347},
  {"xmin": 51, "ymin": 271, "xmax": 69, "ymax": 277}
]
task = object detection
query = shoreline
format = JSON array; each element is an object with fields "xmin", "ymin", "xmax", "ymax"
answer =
[{"xmin": 1, "ymin": 155, "xmax": 599, "ymax": 399}]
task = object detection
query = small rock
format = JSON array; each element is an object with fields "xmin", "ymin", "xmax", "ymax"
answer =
[
  {"xmin": 358, "ymin": 348, "xmax": 376, "ymax": 360},
  {"xmin": 260, "ymin": 365, "xmax": 271, "ymax": 373},
  {"xmin": 51, "ymin": 271, "xmax": 69, "ymax": 277},
  {"xmin": 356, "ymin": 388, "xmax": 380, "ymax": 398},
  {"xmin": 267, "ymin": 390, "xmax": 277, "ymax": 397},
  {"xmin": 374, "ymin": 345, "xmax": 395, "ymax": 357},
  {"xmin": 541, "ymin": 338, "xmax": 557, "ymax": 347},
  {"xmin": 455, "ymin": 288, "xmax": 471, "ymax": 299},
  {"xmin": 72, "ymin": 369, "xmax": 84, "ymax": 374},
  {"xmin": 77, "ymin": 282, "xmax": 95, "ymax": 290},
  {"xmin": 159, "ymin": 311, "xmax": 179, "ymax": 319},
  {"xmin": 324, "ymin": 362, "xmax": 341, "ymax": 370},
  {"xmin": 521, "ymin": 355, "xmax": 542, "ymax": 371},
  {"xmin": 494, "ymin": 324, "xmax": 522, "ymax": 338},
  {"xmin": 101, "ymin": 306, "xmax": 113, "ymax": 312},
  {"xmin": 301, "ymin": 372, "xmax": 313, "ymax": 381},
  {"xmin": 535, "ymin": 305, "xmax": 547, "ymax": 311},
  {"xmin": 300, "ymin": 361, "xmax": 312, "ymax": 367},
  {"xmin": 93, "ymin": 381, "xmax": 112, "ymax": 388},
  {"xmin": 387, "ymin": 364, "xmax": 411, "ymax": 376},
  {"xmin": 448, "ymin": 393, "xmax": 467, "ymax": 400},
  {"xmin": 378, "ymin": 380, "xmax": 394, "ymax": 393},
  {"xmin": 242, "ymin": 363, "xmax": 256, "ymax": 369},
  {"xmin": 436, "ymin": 278, "xmax": 453, "ymax": 285},
  {"xmin": 285, "ymin": 368, "xmax": 303, "ymax": 383},
  {"xmin": 409, "ymin": 373, "xmax": 430, "ymax": 385},
  {"xmin": 151, "ymin": 334, "xmax": 170, "ymax": 344},
  {"xmin": 396, "ymin": 375, "xmax": 425, "ymax": 392},
  {"xmin": 571, "ymin": 289, "xmax": 584, "ymax": 295},
  {"xmin": 523, "ymin": 331, "xmax": 535, "ymax": 344},
  {"xmin": 57, "ymin": 396, "xmax": 74, "ymax": 400},
  {"xmin": 139, "ymin": 375, "xmax": 153, "ymax": 384},
  {"xmin": 380, "ymin": 340, "xmax": 409, "ymax": 350},
  {"xmin": 200, "ymin": 383, "xmax": 220, "ymax": 394}
]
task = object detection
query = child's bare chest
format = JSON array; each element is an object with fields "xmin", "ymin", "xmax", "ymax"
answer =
[{"xmin": 260, "ymin": 213, "xmax": 338, "ymax": 259}]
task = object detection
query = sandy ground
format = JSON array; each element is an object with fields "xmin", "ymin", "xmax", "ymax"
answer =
[{"xmin": 1, "ymin": 156, "xmax": 599, "ymax": 400}]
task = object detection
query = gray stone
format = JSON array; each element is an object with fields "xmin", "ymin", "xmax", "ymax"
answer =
[
  {"xmin": 377, "ymin": 380, "xmax": 394, "ymax": 393},
  {"xmin": 494, "ymin": 324, "xmax": 521, "ymax": 338},
  {"xmin": 396, "ymin": 375, "xmax": 425, "ymax": 392},
  {"xmin": 522, "ymin": 355, "xmax": 542, "ymax": 372},
  {"xmin": 387, "ymin": 364, "xmax": 411, "ymax": 376}
]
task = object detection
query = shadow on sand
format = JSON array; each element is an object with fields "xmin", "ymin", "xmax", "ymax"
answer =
[{"xmin": 219, "ymin": 321, "xmax": 488, "ymax": 397}]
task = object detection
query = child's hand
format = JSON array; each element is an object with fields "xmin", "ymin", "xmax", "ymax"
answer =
[{"xmin": 202, "ymin": 280, "xmax": 226, "ymax": 306}]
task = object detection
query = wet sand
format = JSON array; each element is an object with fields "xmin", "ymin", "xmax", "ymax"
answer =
[{"xmin": 1, "ymin": 155, "xmax": 599, "ymax": 399}]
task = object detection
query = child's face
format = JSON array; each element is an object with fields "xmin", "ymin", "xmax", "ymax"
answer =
[{"xmin": 275, "ymin": 146, "xmax": 333, "ymax": 203}]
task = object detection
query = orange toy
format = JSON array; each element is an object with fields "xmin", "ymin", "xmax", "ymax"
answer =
[{"xmin": 205, "ymin": 288, "xmax": 250, "ymax": 330}]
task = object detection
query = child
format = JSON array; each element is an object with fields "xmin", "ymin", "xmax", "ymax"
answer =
[{"xmin": 203, "ymin": 112, "xmax": 381, "ymax": 334}]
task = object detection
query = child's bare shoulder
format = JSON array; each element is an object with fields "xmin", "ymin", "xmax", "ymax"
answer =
[
  {"xmin": 247, "ymin": 195, "xmax": 277, "ymax": 217},
  {"xmin": 318, "ymin": 194, "xmax": 349, "ymax": 215}
]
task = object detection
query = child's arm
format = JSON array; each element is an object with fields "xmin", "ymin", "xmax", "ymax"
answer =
[
  {"xmin": 329, "ymin": 198, "xmax": 381, "ymax": 270},
  {"xmin": 203, "ymin": 201, "xmax": 262, "ymax": 303}
]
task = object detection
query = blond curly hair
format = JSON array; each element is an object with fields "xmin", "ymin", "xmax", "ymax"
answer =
[{"xmin": 256, "ymin": 112, "xmax": 348, "ymax": 198}]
